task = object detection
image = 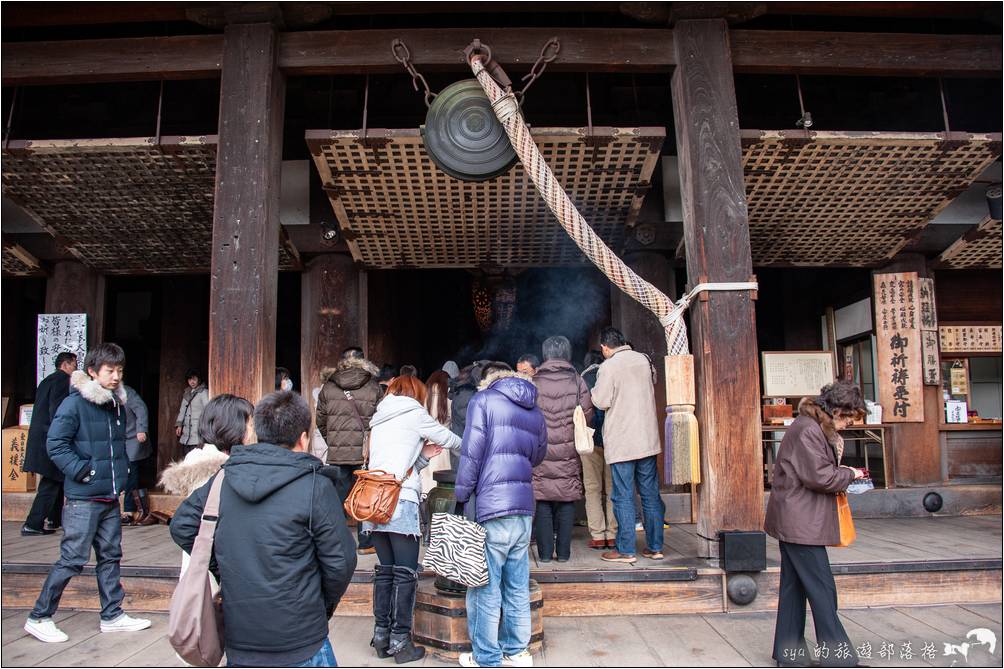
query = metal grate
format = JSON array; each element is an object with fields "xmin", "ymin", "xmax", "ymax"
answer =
[
  {"xmin": 937, "ymin": 216, "xmax": 1003, "ymax": 269},
  {"xmin": 307, "ymin": 127, "xmax": 664, "ymax": 269},
  {"xmin": 1, "ymin": 136, "xmax": 299, "ymax": 274},
  {"xmin": 741, "ymin": 131, "xmax": 1002, "ymax": 267}
]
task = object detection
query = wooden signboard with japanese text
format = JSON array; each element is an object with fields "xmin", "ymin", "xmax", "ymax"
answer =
[
  {"xmin": 874, "ymin": 272, "xmax": 924, "ymax": 423},
  {"xmin": 939, "ymin": 325, "xmax": 1003, "ymax": 354},
  {"xmin": 918, "ymin": 278, "xmax": 940, "ymax": 386},
  {"xmin": 921, "ymin": 330, "xmax": 941, "ymax": 386}
]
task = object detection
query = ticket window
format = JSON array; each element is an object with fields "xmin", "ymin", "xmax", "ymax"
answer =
[{"xmin": 941, "ymin": 357, "xmax": 1003, "ymax": 421}]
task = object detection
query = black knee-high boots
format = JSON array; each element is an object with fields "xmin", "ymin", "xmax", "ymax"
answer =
[
  {"xmin": 387, "ymin": 566, "xmax": 425, "ymax": 664},
  {"xmin": 371, "ymin": 564, "xmax": 394, "ymax": 658}
]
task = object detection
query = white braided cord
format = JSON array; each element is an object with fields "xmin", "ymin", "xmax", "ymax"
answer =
[{"xmin": 470, "ymin": 58, "xmax": 691, "ymax": 353}]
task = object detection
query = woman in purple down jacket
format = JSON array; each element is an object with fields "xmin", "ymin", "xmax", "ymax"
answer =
[
  {"xmin": 454, "ymin": 362, "xmax": 547, "ymax": 668},
  {"xmin": 454, "ymin": 364, "xmax": 548, "ymax": 523}
]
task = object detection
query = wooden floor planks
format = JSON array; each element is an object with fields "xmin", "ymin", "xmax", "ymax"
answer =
[{"xmin": 2, "ymin": 605, "xmax": 1001, "ymax": 668}]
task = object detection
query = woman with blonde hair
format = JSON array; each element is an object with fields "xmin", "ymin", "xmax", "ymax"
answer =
[{"xmin": 364, "ymin": 375, "xmax": 461, "ymax": 663}]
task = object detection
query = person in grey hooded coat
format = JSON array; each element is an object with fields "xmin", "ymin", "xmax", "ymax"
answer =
[{"xmin": 121, "ymin": 384, "xmax": 154, "ymax": 525}]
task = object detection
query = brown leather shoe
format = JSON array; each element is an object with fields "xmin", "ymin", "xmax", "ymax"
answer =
[
  {"xmin": 137, "ymin": 514, "xmax": 159, "ymax": 526},
  {"xmin": 588, "ymin": 539, "xmax": 607, "ymax": 550},
  {"xmin": 641, "ymin": 548, "xmax": 664, "ymax": 560},
  {"xmin": 600, "ymin": 551, "xmax": 637, "ymax": 564}
]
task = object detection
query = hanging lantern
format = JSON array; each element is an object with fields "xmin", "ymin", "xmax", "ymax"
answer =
[{"xmin": 472, "ymin": 278, "xmax": 493, "ymax": 332}]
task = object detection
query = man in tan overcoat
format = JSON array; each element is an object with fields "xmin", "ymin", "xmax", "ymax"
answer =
[{"xmin": 591, "ymin": 327, "xmax": 665, "ymax": 564}]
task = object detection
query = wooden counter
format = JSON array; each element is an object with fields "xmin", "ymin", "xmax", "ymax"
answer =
[
  {"xmin": 939, "ymin": 423, "xmax": 1004, "ymax": 431},
  {"xmin": 940, "ymin": 425, "xmax": 1003, "ymax": 482}
]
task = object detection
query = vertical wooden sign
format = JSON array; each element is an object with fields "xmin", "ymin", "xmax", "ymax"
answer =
[
  {"xmin": 874, "ymin": 272, "xmax": 925, "ymax": 422},
  {"xmin": 918, "ymin": 278, "xmax": 940, "ymax": 386}
]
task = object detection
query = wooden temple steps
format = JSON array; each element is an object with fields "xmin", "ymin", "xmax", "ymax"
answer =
[
  {"xmin": 3, "ymin": 485, "xmax": 1001, "ymax": 524},
  {"xmin": 2, "ymin": 516, "xmax": 1000, "ymax": 617},
  {"xmin": 2, "ymin": 560, "xmax": 1000, "ymax": 617}
]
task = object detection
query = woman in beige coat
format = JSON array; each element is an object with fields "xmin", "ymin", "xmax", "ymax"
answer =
[{"xmin": 764, "ymin": 381, "xmax": 866, "ymax": 667}]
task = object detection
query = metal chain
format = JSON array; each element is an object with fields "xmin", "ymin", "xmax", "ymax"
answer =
[
  {"xmin": 392, "ymin": 37, "xmax": 559, "ymax": 108},
  {"xmin": 391, "ymin": 39, "xmax": 437, "ymax": 108},
  {"xmin": 515, "ymin": 37, "xmax": 560, "ymax": 104}
]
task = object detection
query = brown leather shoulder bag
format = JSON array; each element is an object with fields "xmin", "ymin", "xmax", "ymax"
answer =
[{"xmin": 343, "ymin": 466, "xmax": 413, "ymax": 524}]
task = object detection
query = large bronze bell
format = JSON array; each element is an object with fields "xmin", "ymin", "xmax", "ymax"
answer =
[{"xmin": 421, "ymin": 79, "xmax": 517, "ymax": 182}]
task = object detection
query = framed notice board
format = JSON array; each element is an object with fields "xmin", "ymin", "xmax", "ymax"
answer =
[{"xmin": 761, "ymin": 351, "xmax": 837, "ymax": 398}]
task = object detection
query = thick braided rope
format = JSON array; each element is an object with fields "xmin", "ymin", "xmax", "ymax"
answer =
[{"xmin": 469, "ymin": 57, "xmax": 689, "ymax": 354}]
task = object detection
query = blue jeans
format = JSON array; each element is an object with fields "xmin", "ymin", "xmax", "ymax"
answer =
[
  {"xmin": 466, "ymin": 515, "xmax": 533, "ymax": 667},
  {"xmin": 31, "ymin": 500, "xmax": 125, "ymax": 622},
  {"xmin": 293, "ymin": 639, "xmax": 337, "ymax": 667},
  {"xmin": 610, "ymin": 455, "xmax": 663, "ymax": 556}
]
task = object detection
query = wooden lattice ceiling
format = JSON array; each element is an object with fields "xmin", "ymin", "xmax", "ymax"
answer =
[
  {"xmin": 1, "ymin": 137, "xmax": 299, "ymax": 274},
  {"xmin": 741, "ymin": 130, "xmax": 1002, "ymax": 267},
  {"xmin": 307, "ymin": 128, "xmax": 663, "ymax": 269},
  {"xmin": 937, "ymin": 216, "xmax": 1003, "ymax": 269}
]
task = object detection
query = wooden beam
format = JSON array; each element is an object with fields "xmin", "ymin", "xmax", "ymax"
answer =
[
  {"xmin": 279, "ymin": 28, "xmax": 674, "ymax": 74},
  {"xmin": 1, "ymin": 35, "xmax": 224, "ymax": 85},
  {"xmin": 730, "ymin": 29, "xmax": 1003, "ymax": 77},
  {"xmin": 207, "ymin": 23, "xmax": 285, "ymax": 404},
  {"xmin": 672, "ymin": 19, "xmax": 764, "ymax": 559},
  {"xmin": 4, "ymin": 28, "xmax": 999, "ymax": 85}
]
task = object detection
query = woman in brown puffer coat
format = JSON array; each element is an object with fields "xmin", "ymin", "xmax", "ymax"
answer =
[
  {"xmin": 532, "ymin": 336, "xmax": 593, "ymax": 562},
  {"xmin": 765, "ymin": 381, "xmax": 866, "ymax": 668}
]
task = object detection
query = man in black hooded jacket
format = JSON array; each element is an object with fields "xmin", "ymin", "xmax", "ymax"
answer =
[{"xmin": 171, "ymin": 391, "xmax": 357, "ymax": 667}]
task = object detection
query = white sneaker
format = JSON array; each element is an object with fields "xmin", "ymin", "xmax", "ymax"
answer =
[
  {"xmin": 100, "ymin": 613, "xmax": 152, "ymax": 633},
  {"xmin": 502, "ymin": 650, "xmax": 534, "ymax": 667},
  {"xmin": 459, "ymin": 652, "xmax": 480, "ymax": 667},
  {"xmin": 24, "ymin": 618, "xmax": 69, "ymax": 643}
]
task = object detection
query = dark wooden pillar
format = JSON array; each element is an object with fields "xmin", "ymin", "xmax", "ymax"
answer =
[
  {"xmin": 45, "ymin": 261, "xmax": 104, "ymax": 346},
  {"xmin": 300, "ymin": 254, "xmax": 365, "ymax": 413},
  {"xmin": 208, "ymin": 23, "xmax": 285, "ymax": 403},
  {"xmin": 672, "ymin": 19, "xmax": 763, "ymax": 558},
  {"xmin": 612, "ymin": 251, "xmax": 677, "ymax": 483}
]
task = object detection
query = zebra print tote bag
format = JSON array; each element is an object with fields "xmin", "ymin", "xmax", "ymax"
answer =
[{"xmin": 425, "ymin": 512, "xmax": 489, "ymax": 587}]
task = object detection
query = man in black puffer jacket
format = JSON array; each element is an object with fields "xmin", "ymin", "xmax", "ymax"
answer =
[
  {"xmin": 171, "ymin": 391, "xmax": 357, "ymax": 667},
  {"xmin": 24, "ymin": 343, "xmax": 151, "ymax": 644}
]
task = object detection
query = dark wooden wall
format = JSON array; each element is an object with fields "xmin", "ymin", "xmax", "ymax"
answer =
[
  {"xmin": 157, "ymin": 276, "xmax": 209, "ymax": 473},
  {"xmin": 935, "ymin": 269, "xmax": 1004, "ymax": 322},
  {"xmin": 0, "ymin": 277, "xmax": 46, "ymax": 426}
]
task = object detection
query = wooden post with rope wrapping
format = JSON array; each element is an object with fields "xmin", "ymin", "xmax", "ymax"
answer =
[{"xmin": 671, "ymin": 20, "xmax": 764, "ymax": 558}]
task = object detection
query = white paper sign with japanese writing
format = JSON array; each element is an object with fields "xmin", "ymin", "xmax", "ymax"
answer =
[
  {"xmin": 36, "ymin": 314, "xmax": 87, "ymax": 386},
  {"xmin": 873, "ymin": 273, "xmax": 924, "ymax": 423}
]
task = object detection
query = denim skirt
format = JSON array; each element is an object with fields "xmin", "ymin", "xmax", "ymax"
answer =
[{"xmin": 361, "ymin": 498, "xmax": 421, "ymax": 539}]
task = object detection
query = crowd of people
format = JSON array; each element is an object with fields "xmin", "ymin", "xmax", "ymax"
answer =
[{"xmin": 18, "ymin": 330, "xmax": 869, "ymax": 668}]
